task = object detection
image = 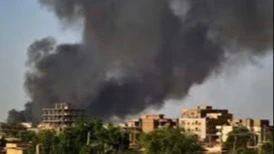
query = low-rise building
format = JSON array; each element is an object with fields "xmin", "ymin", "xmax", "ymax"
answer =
[
  {"xmin": 126, "ymin": 114, "xmax": 177, "ymax": 133},
  {"xmin": 216, "ymin": 118, "xmax": 271, "ymax": 144},
  {"xmin": 140, "ymin": 114, "xmax": 177, "ymax": 133},
  {"xmin": 0, "ymin": 123, "xmax": 27, "ymax": 139},
  {"xmin": 125, "ymin": 114, "xmax": 177, "ymax": 147},
  {"xmin": 4, "ymin": 138, "xmax": 28, "ymax": 154}
]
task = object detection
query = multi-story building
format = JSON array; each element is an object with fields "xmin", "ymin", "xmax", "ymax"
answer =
[
  {"xmin": 179, "ymin": 106, "xmax": 233, "ymax": 142},
  {"xmin": 40, "ymin": 103, "xmax": 86, "ymax": 131}
]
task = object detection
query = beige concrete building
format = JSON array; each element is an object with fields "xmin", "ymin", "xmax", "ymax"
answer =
[
  {"xmin": 4, "ymin": 138, "xmax": 28, "ymax": 154},
  {"xmin": 216, "ymin": 125, "xmax": 233, "ymax": 143},
  {"xmin": 140, "ymin": 114, "xmax": 177, "ymax": 133},
  {"xmin": 216, "ymin": 118, "xmax": 270, "ymax": 144},
  {"xmin": 126, "ymin": 114, "xmax": 177, "ymax": 133},
  {"xmin": 179, "ymin": 106, "xmax": 233, "ymax": 142},
  {"xmin": 127, "ymin": 119, "xmax": 141, "ymax": 128},
  {"xmin": 5, "ymin": 143, "xmax": 27, "ymax": 154},
  {"xmin": 232, "ymin": 118, "xmax": 270, "ymax": 143},
  {"xmin": 125, "ymin": 119, "xmax": 142, "ymax": 147},
  {"xmin": 125, "ymin": 114, "xmax": 177, "ymax": 147},
  {"xmin": 41, "ymin": 103, "xmax": 86, "ymax": 131}
]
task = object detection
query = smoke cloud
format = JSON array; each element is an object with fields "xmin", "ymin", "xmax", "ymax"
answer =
[{"xmin": 8, "ymin": 0, "xmax": 273, "ymax": 123}]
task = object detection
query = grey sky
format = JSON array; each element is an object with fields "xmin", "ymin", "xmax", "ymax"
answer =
[
  {"xmin": 0, "ymin": 0, "xmax": 80, "ymax": 121},
  {"xmin": 0, "ymin": 0, "xmax": 273, "ymax": 122},
  {"xmin": 153, "ymin": 53, "xmax": 273, "ymax": 123}
]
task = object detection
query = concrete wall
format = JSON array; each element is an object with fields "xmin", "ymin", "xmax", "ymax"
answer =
[
  {"xmin": 6, "ymin": 148, "xmax": 24, "ymax": 154},
  {"xmin": 179, "ymin": 118, "xmax": 207, "ymax": 140},
  {"xmin": 6, "ymin": 143, "xmax": 26, "ymax": 154}
]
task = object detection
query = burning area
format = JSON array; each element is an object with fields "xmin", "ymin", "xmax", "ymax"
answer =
[{"xmin": 7, "ymin": 0, "xmax": 273, "ymax": 123}]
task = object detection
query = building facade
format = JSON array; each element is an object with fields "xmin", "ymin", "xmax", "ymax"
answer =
[
  {"xmin": 41, "ymin": 103, "xmax": 86, "ymax": 131},
  {"xmin": 139, "ymin": 114, "xmax": 177, "ymax": 133},
  {"xmin": 125, "ymin": 114, "xmax": 177, "ymax": 147},
  {"xmin": 216, "ymin": 118, "xmax": 270, "ymax": 144},
  {"xmin": 179, "ymin": 106, "xmax": 233, "ymax": 142}
]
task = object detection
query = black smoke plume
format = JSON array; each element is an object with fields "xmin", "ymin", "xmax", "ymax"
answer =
[{"xmin": 8, "ymin": 0, "xmax": 273, "ymax": 123}]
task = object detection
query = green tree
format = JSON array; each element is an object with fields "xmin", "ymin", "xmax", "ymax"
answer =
[
  {"xmin": 80, "ymin": 120, "xmax": 129, "ymax": 154},
  {"xmin": 26, "ymin": 129, "xmax": 60, "ymax": 154},
  {"xmin": 223, "ymin": 127, "xmax": 258, "ymax": 154},
  {"xmin": 261, "ymin": 130, "xmax": 273, "ymax": 154},
  {"xmin": 38, "ymin": 130, "xmax": 58, "ymax": 154},
  {"xmin": 26, "ymin": 118, "xmax": 130, "ymax": 154},
  {"xmin": 140, "ymin": 128, "xmax": 204, "ymax": 154},
  {"xmin": 21, "ymin": 131, "xmax": 37, "ymax": 143}
]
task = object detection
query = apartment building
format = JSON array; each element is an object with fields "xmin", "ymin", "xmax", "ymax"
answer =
[
  {"xmin": 179, "ymin": 106, "xmax": 233, "ymax": 142},
  {"xmin": 40, "ymin": 103, "xmax": 86, "ymax": 131}
]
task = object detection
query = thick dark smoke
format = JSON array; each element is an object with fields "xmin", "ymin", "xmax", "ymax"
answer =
[{"xmin": 7, "ymin": 0, "xmax": 273, "ymax": 123}]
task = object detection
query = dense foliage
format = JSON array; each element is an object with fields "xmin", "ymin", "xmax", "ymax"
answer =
[
  {"xmin": 24, "ymin": 119, "xmax": 130, "ymax": 154},
  {"xmin": 140, "ymin": 128, "xmax": 204, "ymax": 154},
  {"xmin": 222, "ymin": 127, "xmax": 258, "ymax": 154},
  {"xmin": 261, "ymin": 130, "xmax": 273, "ymax": 154},
  {"xmin": 222, "ymin": 127, "xmax": 274, "ymax": 154}
]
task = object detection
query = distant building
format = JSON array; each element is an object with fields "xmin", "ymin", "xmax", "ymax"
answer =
[
  {"xmin": 140, "ymin": 114, "xmax": 177, "ymax": 133},
  {"xmin": 216, "ymin": 118, "xmax": 271, "ymax": 144},
  {"xmin": 0, "ymin": 123, "xmax": 27, "ymax": 139},
  {"xmin": 179, "ymin": 106, "xmax": 233, "ymax": 143},
  {"xmin": 40, "ymin": 103, "xmax": 86, "ymax": 131},
  {"xmin": 216, "ymin": 125, "xmax": 234, "ymax": 143},
  {"xmin": 125, "ymin": 114, "xmax": 177, "ymax": 147}
]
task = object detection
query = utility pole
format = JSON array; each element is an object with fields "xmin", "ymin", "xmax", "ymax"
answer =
[
  {"xmin": 262, "ymin": 125, "xmax": 267, "ymax": 143},
  {"xmin": 253, "ymin": 132, "xmax": 257, "ymax": 148},
  {"xmin": 36, "ymin": 144, "xmax": 40, "ymax": 154},
  {"xmin": 258, "ymin": 125, "xmax": 267, "ymax": 154},
  {"xmin": 119, "ymin": 130, "xmax": 123, "ymax": 152},
  {"xmin": 0, "ymin": 123, "xmax": 2, "ymax": 137},
  {"xmin": 232, "ymin": 135, "xmax": 237, "ymax": 154},
  {"xmin": 86, "ymin": 131, "xmax": 91, "ymax": 145}
]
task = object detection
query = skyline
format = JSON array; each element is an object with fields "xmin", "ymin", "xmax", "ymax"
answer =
[{"xmin": 0, "ymin": 0, "xmax": 273, "ymax": 122}]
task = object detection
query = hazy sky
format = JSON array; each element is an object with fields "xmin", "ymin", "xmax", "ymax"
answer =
[{"xmin": 0, "ymin": 0, "xmax": 273, "ymax": 123}]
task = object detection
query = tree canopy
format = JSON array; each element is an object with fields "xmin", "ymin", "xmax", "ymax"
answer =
[
  {"xmin": 261, "ymin": 129, "xmax": 273, "ymax": 154},
  {"xmin": 140, "ymin": 128, "xmax": 204, "ymax": 154},
  {"xmin": 25, "ymin": 119, "xmax": 129, "ymax": 154},
  {"xmin": 223, "ymin": 127, "xmax": 258, "ymax": 154}
]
